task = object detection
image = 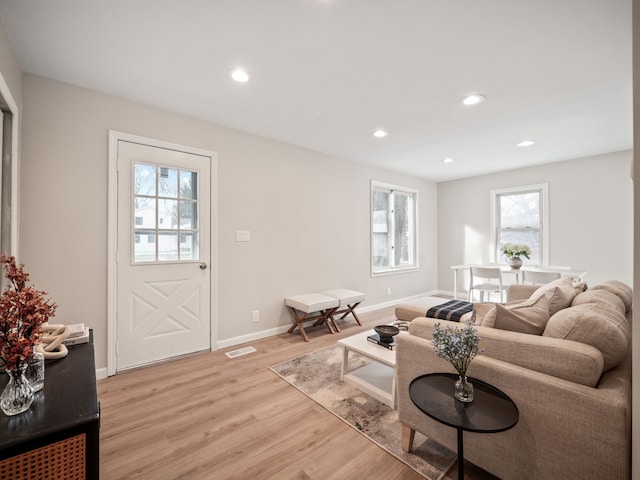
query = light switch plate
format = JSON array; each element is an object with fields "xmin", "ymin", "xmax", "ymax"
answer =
[{"xmin": 236, "ymin": 230, "xmax": 251, "ymax": 242}]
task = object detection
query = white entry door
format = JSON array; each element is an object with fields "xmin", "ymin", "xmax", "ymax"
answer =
[{"xmin": 116, "ymin": 140, "xmax": 211, "ymax": 371}]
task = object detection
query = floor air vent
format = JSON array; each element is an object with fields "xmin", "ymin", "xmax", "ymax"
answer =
[{"xmin": 225, "ymin": 346, "xmax": 257, "ymax": 359}]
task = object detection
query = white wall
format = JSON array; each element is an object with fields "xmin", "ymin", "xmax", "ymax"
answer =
[
  {"xmin": 18, "ymin": 74, "xmax": 438, "ymax": 370},
  {"xmin": 437, "ymin": 150, "xmax": 633, "ymax": 294}
]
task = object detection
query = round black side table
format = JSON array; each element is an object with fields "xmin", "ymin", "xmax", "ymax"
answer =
[{"xmin": 409, "ymin": 373, "xmax": 519, "ymax": 480}]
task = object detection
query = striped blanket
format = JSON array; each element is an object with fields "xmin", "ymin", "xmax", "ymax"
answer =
[{"xmin": 426, "ymin": 300, "xmax": 473, "ymax": 323}]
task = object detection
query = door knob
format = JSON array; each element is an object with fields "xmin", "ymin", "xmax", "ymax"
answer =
[{"xmin": 199, "ymin": 262, "xmax": 207, "ymax": 270}]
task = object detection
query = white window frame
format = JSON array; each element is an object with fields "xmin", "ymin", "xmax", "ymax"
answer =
[
  {"xmin": 490, "ymin": 183, "xmax": 549, "ymax": 265},
  {"xmin": 0, "ymin": 74, "xmax": 19, "ymax": 260},
  {"xmin": 371, "ymin": 181, "xmax": 419, "ymax": 276}
]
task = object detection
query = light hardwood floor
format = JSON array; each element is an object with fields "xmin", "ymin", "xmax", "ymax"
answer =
[{"xmin": 98, "ymin": 307, "xmax": 497, "ymax": 480}]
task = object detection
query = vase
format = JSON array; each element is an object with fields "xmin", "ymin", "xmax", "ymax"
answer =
[
  {"xmin": 455, "ymin": 375, "xmax": 474, "ymax": 403},
  {"xmin": 25, "ymin": 348, "xmax": 45, "ymax": 392},
  {"xmin": 508, "ymin": 256, "xmax": 523, "ymax": 270},
  {"xmin": 1, "ymin": 365, "xmax": 35, "ymax": 416}
]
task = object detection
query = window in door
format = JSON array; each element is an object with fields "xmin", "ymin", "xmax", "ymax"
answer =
[
  {"xmin": 371, "ymin": 181, "xmax": 418, "ymax": 275},
  {"xmin": 133, "ymin": 163, "xmax": 199, "ymax": 263},
  {"xmin": 491, "ymin": 183, "xmax": 549, "ymax": 265}
]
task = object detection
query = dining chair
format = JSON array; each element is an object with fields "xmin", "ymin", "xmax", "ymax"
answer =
[
  {"xmin": 521, "ymin": 270, "xmax": 561, "ymax": 285},
  {"xmin": 468, "ymin": 266, "xmax": 506, "ymax": 302}
]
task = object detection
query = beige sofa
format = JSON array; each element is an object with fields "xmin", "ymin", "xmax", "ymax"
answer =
[{"xmin": 396, "ymin": 279, "xmax": 632, "ymax": 479}]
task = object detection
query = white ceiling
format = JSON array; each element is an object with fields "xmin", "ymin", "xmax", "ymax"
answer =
[{"xmin": 0, "ymin": 0, "xmax": 632, "ymax": 182}]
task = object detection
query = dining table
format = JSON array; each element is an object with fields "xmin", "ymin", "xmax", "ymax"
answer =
[{"xmin": 450, "ymin": 264, "xmax": 587, "ymax": 300}]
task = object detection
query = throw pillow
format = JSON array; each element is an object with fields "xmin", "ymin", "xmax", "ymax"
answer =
[
  {"xmin": 472, "ymin": 299, "xmax": 531, "ymax": 326},
  {"xmin": 471, "ymin": 302, "xmax": 496, "ymax": 326},
  {"xmin": 543, "ymin": 303, "xmax": 630, "ymax": 371},
  {"xmin": 482, "ymin": 294, "xmax": 550, "ymax": 334},
  {"xmin": 529, "ymin": 276, "xmax": 577, "ymax": 316}
]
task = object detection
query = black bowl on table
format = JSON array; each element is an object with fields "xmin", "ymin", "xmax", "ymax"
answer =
[{"xmin": 374, "ymin": 325, "xmax": 400, "ymax": 344}]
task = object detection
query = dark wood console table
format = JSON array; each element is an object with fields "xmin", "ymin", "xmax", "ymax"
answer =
[
  {"xmin": 409, "ymin": 373, "xmax": 518, "ymax": 480},
  {"xmin": 0, "ymin": 337, "xmax": 100, "ymax": 480}
]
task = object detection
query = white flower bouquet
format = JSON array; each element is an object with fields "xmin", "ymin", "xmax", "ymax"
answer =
[
  {"xmin": 431, "ymin": 320, "xmax": 482, "ymax": 378},
  {"xmin": 500, "ymin": 243, "xmax": 531, "ymax": 259}
]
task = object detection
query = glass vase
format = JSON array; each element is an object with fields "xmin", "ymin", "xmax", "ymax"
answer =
[
  {"xmin": 455, "ymin": 375, "xmax": 474, "ymax": 403},
  {"xmin": 25, "ymin": 348, "xmax": 45, "ymax": 392},
  {"xmin": 1, "ymin": 364, "xmax": 35, "ymax": 416}
]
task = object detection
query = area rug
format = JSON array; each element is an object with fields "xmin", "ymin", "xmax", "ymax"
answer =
[{"xmin": 270, "ymin": 345, "xmax": 456, "ymax": 480}]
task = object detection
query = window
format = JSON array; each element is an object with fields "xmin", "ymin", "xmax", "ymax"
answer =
[
  {"xmin": 0, "ymin": 86, "xmax": 18, "ymax": 264},
  {"xmin": 491, "ymin": 184, "xmax": 549, "ymax": 265},
  {"xmin": 371, "ymin": 181, "xmax": 418, "ymax": 275},
  {"xmin": 133, "ymin": 162, "xmax": 199, "ymax": 263}
]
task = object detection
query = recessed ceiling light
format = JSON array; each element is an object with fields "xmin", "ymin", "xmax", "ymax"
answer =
[
  {"xmin": 462, "ymin": 94, "xmax": 485, "ymax": 106},
  {"xmin": 230, "ymin": 68, "xmax": 249, "ymax": 83},
  {"xmin": 373, "ymin": 129, "xmax": 388, "ymax": 138},
  {"xmin": 517, "ymin": 140, "xmax": 536, "ymax": 147},
  {"xmin": 443, "ymin": 157, "xmax": 454, "ymax": 164}
]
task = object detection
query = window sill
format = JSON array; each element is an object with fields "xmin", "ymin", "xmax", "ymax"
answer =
[{"xmin": 371, "ymin": 266, "xmax": 419, "ymax": 277}]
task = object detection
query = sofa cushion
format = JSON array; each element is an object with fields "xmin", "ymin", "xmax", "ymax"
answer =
[
  {"xmin": 573, "ymin": 282, "xmax": 588, "ymax": 294},
  {"xmin": 471, "ymin": 302, "xmax": 496, "ymax": 326},
  {"xmin": 591, "ymin": 281, "xmax": 633, "ymax": 312},
  {"xmin": 472, "ymin": 298, "xmax": 538, "ymax": 325},
  {"xmin": 543, "ymin": 303, "xmax": 630, "ymax": 370},
  {"xmin": 572, "ymin": 289, "xmax": 626, "ymax": 316},
  {"xmin": 529, "ymin": 276, "xmax": 578, "ymax": 316},
  {"xmin": 482, "ymin": 294, "xmax": 550, "ymax": 334}
]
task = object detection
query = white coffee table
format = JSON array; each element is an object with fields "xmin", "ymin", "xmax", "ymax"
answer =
[{"xmin": 338, "ymin": 329, "xmax": 404, "ymax": 408}]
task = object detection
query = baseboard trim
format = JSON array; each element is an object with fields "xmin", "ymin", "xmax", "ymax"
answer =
[
  {"xmin": 434, "ymin": 289, "xmax": 456, "ymax": 298},
  {"xmin": 216, "ymin": 325, "xmax": 291, "ymax": 350},
  {"xmin": 96, "ymin": 367, "xmax": 108, "ymax": 380}
]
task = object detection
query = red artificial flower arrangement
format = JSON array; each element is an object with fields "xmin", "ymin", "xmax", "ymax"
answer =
[{"xmin": 0, "ymin": 255, "xmax": 57, "ymax": 372}]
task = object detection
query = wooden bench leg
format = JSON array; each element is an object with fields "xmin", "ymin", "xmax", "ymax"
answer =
[
  {"xmin": 321, "ymin": 307, "xmax": 338, "ymax": 334},
  {"xmin": 287, "ymin": 308, "xmax": 310, "ymax": 342},
  {"xmin": 327, "ymin": 307, "xmax": 341, "ymax": 332},
  {"xmin": 339, "ymin": 302, "xmax": 363, "ymax": 325},
  {"xmin": 402, "ymin": 424, "xmax": 416, "ymax": 452},
  {"xmin": 329, "ymin": 313, "xmax": 340, "ymax": 332},
  {"xmin": 312, "ymin": 313, "xmax": 335, "ymax": 333},
  {"xmin": 287, "ymin": 306, "xmax": 339, "ymax": 341}
]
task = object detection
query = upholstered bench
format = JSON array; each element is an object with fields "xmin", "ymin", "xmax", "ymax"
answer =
[
  {"xmin": 285, "ymin": 293, "xmax": 339, "ymax": 342},
  {"xmin": 321, "ymin": 289, "xmax": 366, "ymax": 331},
  {"xmin": 285, "ymin": 289, "xmax": 367, "ymax": 341}
]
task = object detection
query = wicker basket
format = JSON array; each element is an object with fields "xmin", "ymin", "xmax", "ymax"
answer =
[{"xmin": 0, "ymin": 433, "xmax": 86, "ymax": 480}]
